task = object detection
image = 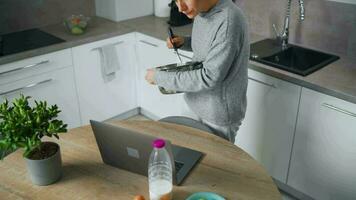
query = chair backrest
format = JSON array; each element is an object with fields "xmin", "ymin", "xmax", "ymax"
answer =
[{"xmin": 159, "ymin": 116, "xmax": 214, "ymax": 134}]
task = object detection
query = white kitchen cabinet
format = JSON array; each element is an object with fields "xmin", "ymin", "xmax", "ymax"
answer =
[
  {"xmin": 0, "ymin": 49, "xmax": 72, "ymax": 86},
  {"xmin": 235, "ymin": 69, "xmax": 301, "ymax": 183},
  {"xmin": 136, "ymin": 33, "xmax": 187, "ymax": 119},
  {"xmin": 287, "ymin": 88, "xmax": 356, "ymax": 200},
  {"xmin": 177, "ymin": 49, "xmax": 194, "ymax": 63},
  {"xmin": 72, "ymin": 33, "xmax": 137, "ymax": 125},
  {"xmin": 0, "ymin": 66, "xmax": 81, "ymax": 129}
]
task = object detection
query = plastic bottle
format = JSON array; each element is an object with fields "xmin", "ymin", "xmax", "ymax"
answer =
[{"xmin": 148, "ymin": 139, "xmax": 173, "ymax": 200}]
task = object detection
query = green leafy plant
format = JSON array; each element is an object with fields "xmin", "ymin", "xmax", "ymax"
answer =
[{"xmin": 0, "ymin": 95, "xmax": 67, "ymax": 159}]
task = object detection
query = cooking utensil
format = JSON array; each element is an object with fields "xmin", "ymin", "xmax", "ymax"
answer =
[
  {"xmin": 156, "ymin": 61, "xmax": 203, "ymax": 94},
  {"xmin": 167, "ymin": 27, "xmax": 183, "ymax": 64}
]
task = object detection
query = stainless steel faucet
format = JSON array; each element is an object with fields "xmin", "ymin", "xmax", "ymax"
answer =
[{"xmin": 273, "ymin": 0, "xmax": 305, "ymax": 50}]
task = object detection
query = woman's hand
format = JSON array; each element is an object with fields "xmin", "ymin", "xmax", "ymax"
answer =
[
  {"xmin": 166, "ymin": 36, "xmax": 184, "ymax": 49},
  {"xmin": 145, "ymin": 68, "xmax": 156, "ymax": 85}
]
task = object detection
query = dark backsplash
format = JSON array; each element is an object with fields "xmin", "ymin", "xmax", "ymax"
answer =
[
  {"xmin": 236, "ymin": 0, "xmax": 356, "ymax": 60},
  {"xmin": 0, "ymin": 0, "xmax": 96, "ymax": 35}
]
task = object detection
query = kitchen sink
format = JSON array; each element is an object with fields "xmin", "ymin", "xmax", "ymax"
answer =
[{"xmin": 250, "ymin": 39, "xmax": 340, "ymax": 76}]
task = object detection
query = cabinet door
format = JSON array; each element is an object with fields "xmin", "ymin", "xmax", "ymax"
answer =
[
  {"xmin": 288, "ymin": 88, "xmax": 356, "ymax": 200},
  {"xmin": 72, "ymin": 34, "xmax": 137, "ymax": 124},
  {"xmin": 235, "ymin": 69, "xmax": 301, "ymax": 183},
  {"xmin": 136, "ymin": 34, "xmax": 185, "ymax": 119},
  {"xmin": 0, "ymin": 67, "xmax": 81, "ymax": 129}
]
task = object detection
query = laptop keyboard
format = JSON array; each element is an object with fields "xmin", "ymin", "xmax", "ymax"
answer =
[{"xmin": 174, "ymin": 161, "xmax": 184, "ymax": 173}]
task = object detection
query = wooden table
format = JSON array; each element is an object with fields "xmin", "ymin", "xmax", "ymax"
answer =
[{"xmin": 0, "ymin": 120, "xmax": 281, "ymax": 200}]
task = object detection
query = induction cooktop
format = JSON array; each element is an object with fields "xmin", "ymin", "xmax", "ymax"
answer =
[{"xmin": 0, "ymin": 29, "xmax": 65, "ymax": 57}]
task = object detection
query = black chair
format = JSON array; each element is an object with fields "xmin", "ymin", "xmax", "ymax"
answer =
[{"xmin": 159, "ymin": 116, "xmax": 214, "ymax": 134}]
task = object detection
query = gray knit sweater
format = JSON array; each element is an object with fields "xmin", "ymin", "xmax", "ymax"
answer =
[{"xmin": 154, "ymin": 0, "xmax": 250, "ymax": 126}]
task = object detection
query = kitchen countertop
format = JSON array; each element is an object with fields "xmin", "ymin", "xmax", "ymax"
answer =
[{"xmin": 1, "ymin": 15, "xmax": 356, "ymax": 104}]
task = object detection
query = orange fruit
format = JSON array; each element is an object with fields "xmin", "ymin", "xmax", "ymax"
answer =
[{"xmin": 133, "ymin": 195, "xmax": 146, "ymax": 200}]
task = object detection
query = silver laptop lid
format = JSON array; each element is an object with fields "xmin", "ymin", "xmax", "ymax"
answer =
[{"xmin": 90, "ymin": 120, "xmax": 175, "ymax": 178}]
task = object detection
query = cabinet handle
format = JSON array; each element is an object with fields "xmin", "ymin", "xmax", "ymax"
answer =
[
  {"xmin": 177, "ymin": 53, "xmax": 192, "ymax": 60},
  {"xmin": 0, "ymin": 79, "xmax": 53, "ymax": 96},
  {"xmin": 322, "ymin": 103, "xmax": 356, "ymax": 118},
  {"xmin": 139, "ymin": 40, "xmax": 159, "ymax": 47},
  {"xmin": 248, "ymin": 77, "xmax": 276, "ymax": 88},
  {"xmin": 0, "ymin": 60, "xmax": 50, "ymax": 76},
  {"xmin": 91, "ymin": 41, "xmax": 124, "ymax": 51}
]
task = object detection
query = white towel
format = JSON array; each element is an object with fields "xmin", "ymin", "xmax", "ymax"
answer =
[{"xmin": 99, "ymin": 44, "xmax": 120, "ymax": 82}]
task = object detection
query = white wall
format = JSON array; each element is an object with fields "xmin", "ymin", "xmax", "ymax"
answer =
[{"xmin": 95, "ymin": 0, "xmax": 154, "ymax": 22}]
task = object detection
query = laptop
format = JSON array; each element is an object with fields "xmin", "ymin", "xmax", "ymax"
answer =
[{"xmin": 90, "ymin": 120, "xmax": 203, "ymax": 185}]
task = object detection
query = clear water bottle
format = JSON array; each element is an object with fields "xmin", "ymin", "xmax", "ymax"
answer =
[{"xmin": 148, "ymin": 139, "xmax": 173, "ymax": 200}]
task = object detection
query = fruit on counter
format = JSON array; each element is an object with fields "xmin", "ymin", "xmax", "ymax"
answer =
[
  {"xmin": 71, "ymin": 26, "xmax": 84, "ymax": 35},
  {"xmin": 71, "ymin": 18, "xmax": 81, "ymax": 25},
  {"xmin": 65, "ymin": 15, "xmax": 89, "ymax": 35},
  {"xmin": 133, "ymin": 195, "xmax": 146, "ymax": 200}
]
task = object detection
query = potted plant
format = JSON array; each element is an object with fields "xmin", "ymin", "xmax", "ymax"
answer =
[{"xmin": 0, "ymin": 95, "xmax": 67, "ymax": 186}]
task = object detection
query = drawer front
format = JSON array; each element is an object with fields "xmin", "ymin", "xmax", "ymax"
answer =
[
  {"xmin": 136, "ymin": 33, "xmax": 166, "ymax": 49},
  {"xmin": 74, "ymin": 33, "xmax": 135, "ymax": 51},
  {"xmin": 0, "ymin": 66, "xmax": 81, "ymax": 129},
  {"xmin": 0, "ymin": 49, "xmax": 72, "ymax": 86},
  {"xmin": 136, "ymin": 33, "xmax": 194, "ymax": 63}
]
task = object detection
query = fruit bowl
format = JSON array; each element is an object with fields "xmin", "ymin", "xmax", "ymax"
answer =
[
  {"xmin": 64, "ymin": 15, "xmax": 90, "ymax": 35},
  {"xmin": 186, "ymin": 192, "xmax": 225, "ymax": 200}
]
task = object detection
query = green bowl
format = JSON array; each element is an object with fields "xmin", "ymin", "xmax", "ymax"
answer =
[
  {"xmin": 64, "ymin": 14, "xmax": 90, "ymax": 35},
  {"xmin": 186, "ymin": 192, "xmax": 226, "ymax": 200}
]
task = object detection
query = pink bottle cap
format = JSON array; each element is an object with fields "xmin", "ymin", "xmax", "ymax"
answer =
[{"xmin": 153, "ymin": 139, "xmax": 166, "ymax": 148}]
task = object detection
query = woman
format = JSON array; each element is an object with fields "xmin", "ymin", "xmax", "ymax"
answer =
[{"xmin": 145, "ymin": 0, "xmax": 249, "ymax": 143}]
